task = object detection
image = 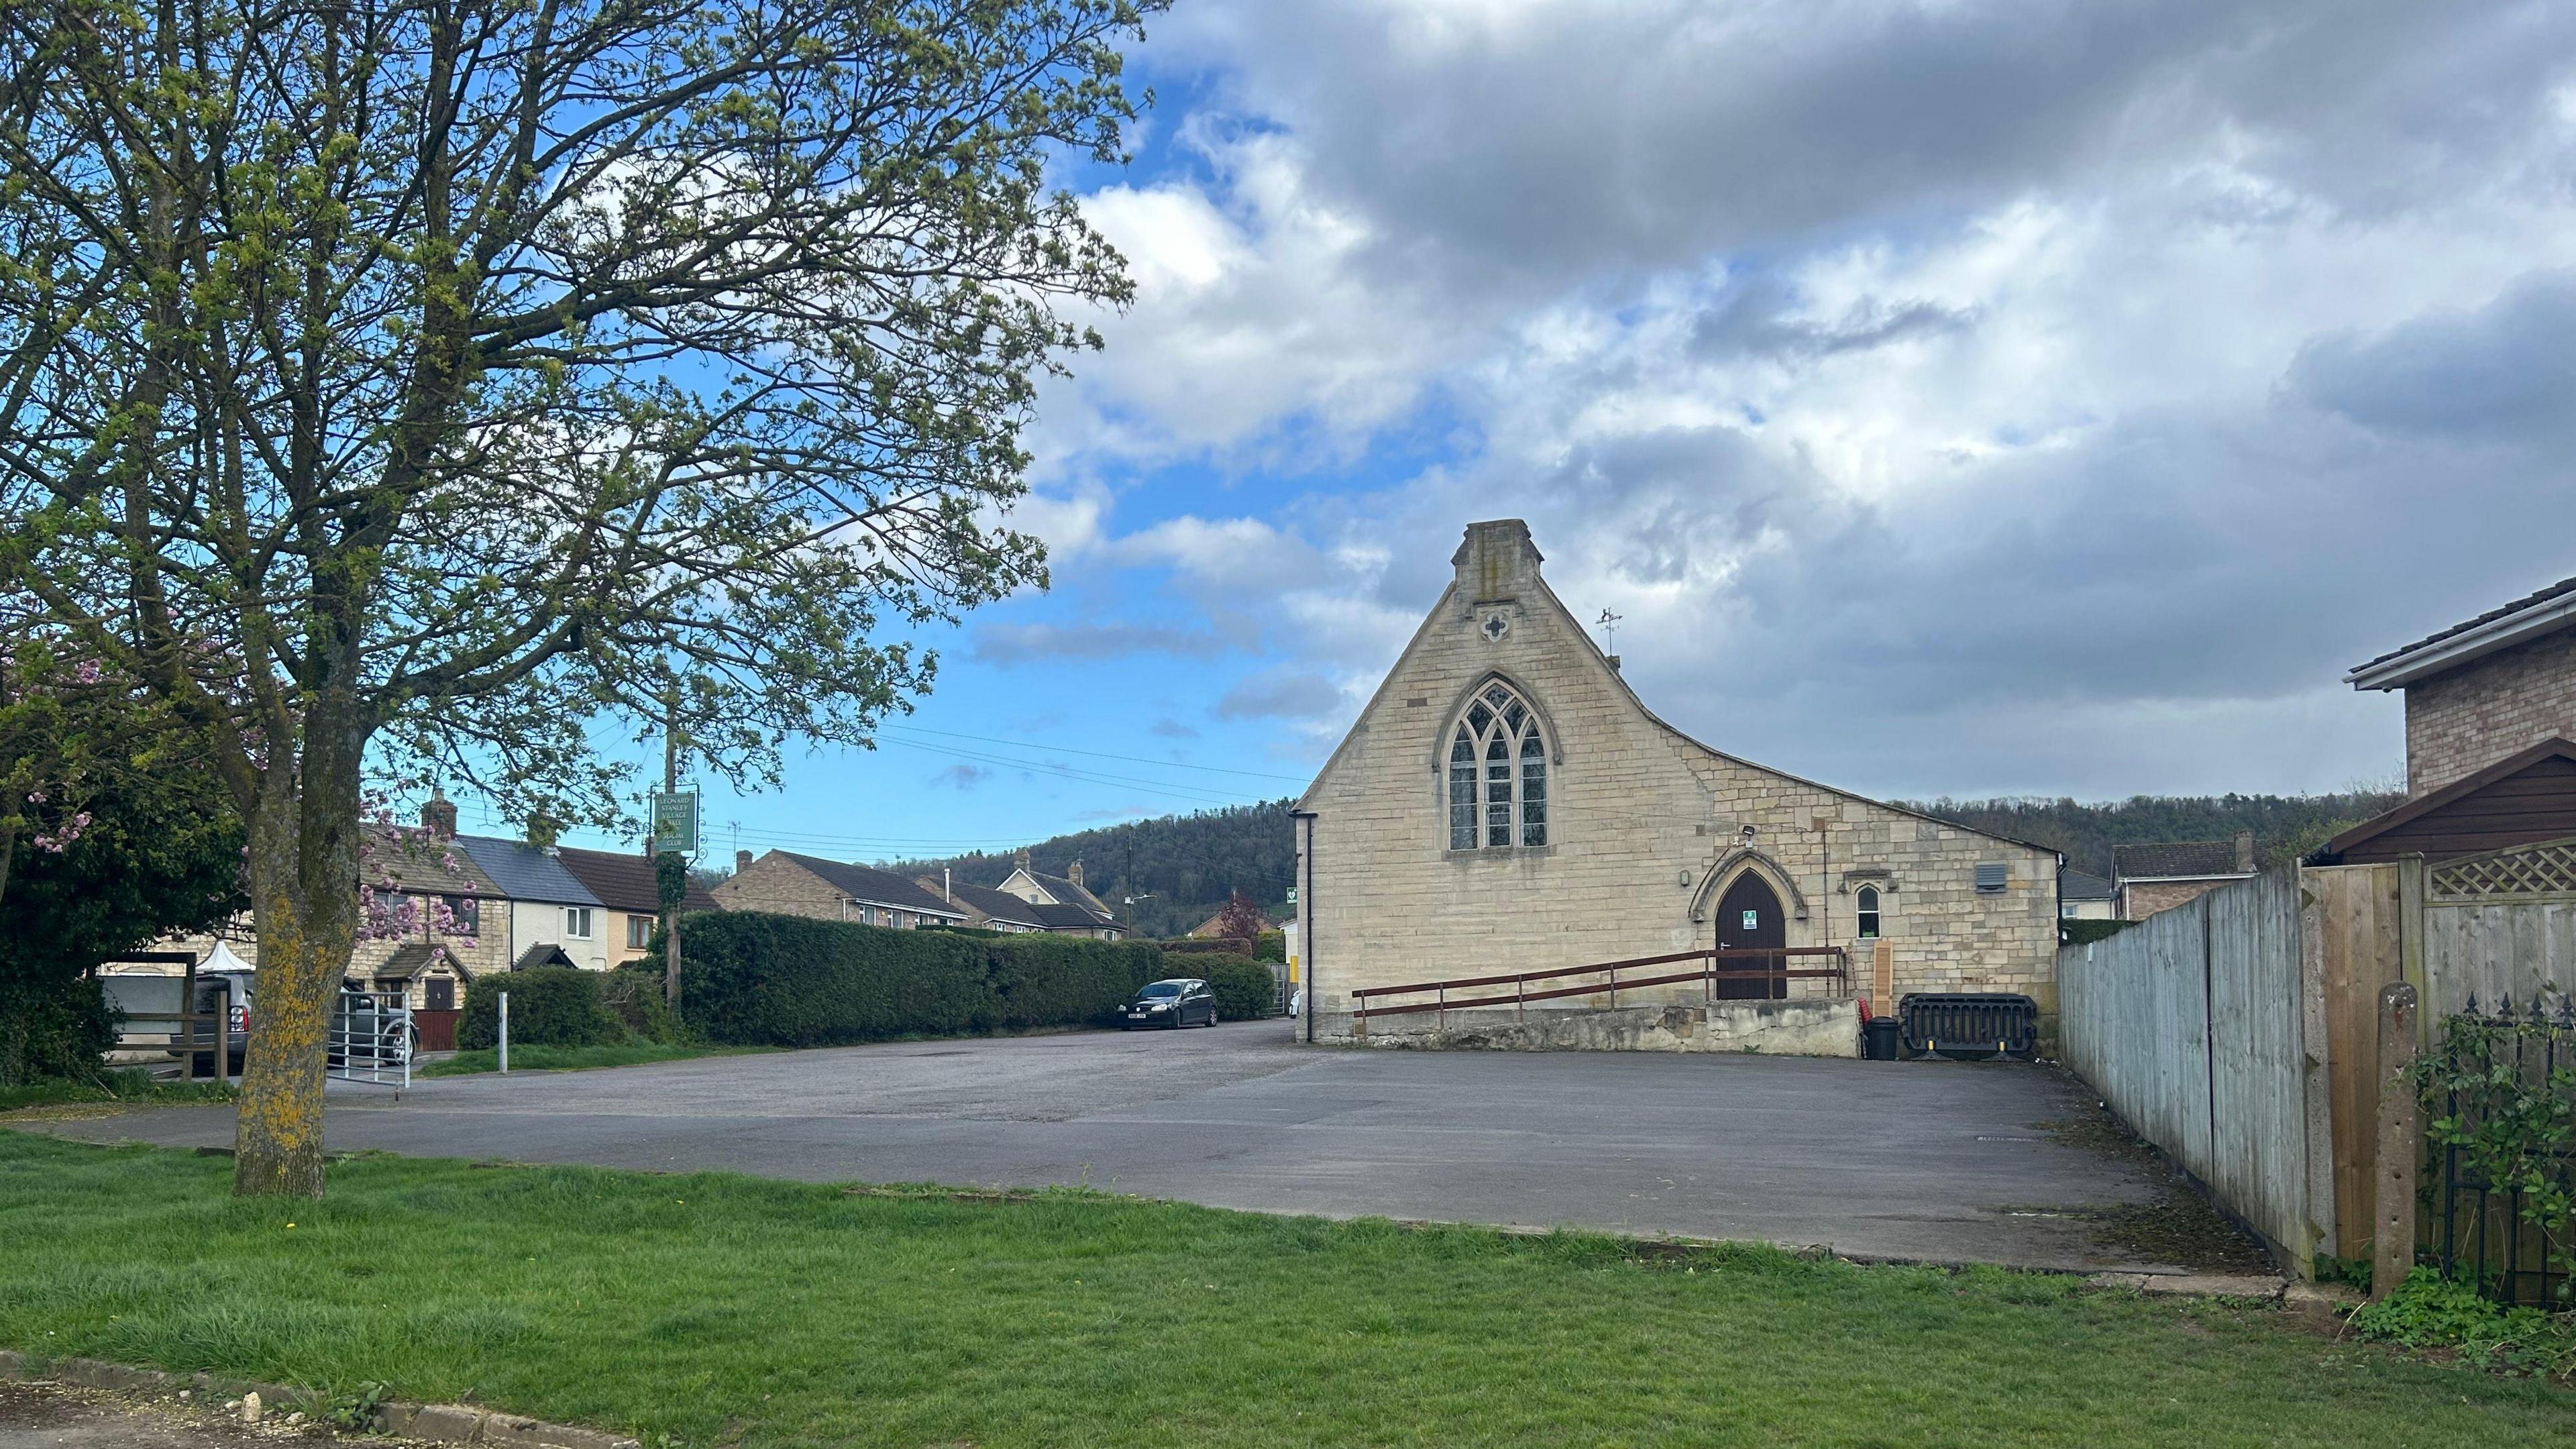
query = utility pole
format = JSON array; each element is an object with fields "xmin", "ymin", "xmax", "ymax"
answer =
[{"xmin": 659, "ymin": 692, "xmax": 684, "ymax": 1012}]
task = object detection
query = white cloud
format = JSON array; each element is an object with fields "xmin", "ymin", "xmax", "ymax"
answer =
[{"xmin": 1006, "ymin": 0, "xmax": 2576, "ymax": 795}]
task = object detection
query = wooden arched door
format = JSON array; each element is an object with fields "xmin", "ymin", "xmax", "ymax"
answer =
[{"xmin": 1714, "ymin": 873, "xmax": 1786, "ymax": 1000}]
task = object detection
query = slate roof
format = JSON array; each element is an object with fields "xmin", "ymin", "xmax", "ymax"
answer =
[
  {"xmin": 2110, "ymin": 841, "xmax": 2250, "ymax": 881},
  {"xmin": 553, "ymin": 844, "xmax": 721, "ymax": 915},
  {"xmin": 2059, "ymin": 869, "xmax": 2117, "ymax": 901},
  {"xmin": 775, "ymin": 852, "xmax": 968, "ymax": 918},
  {"xmin": 2353, "ymin": 573, "xmax": 2576, "ymax": 675},
  {"xmin": 1024, "ymin": 869, "xmax": 1110, "ymax": 915},
  {"xmin": 451, "ymin": 835, "xmax": 604, "ymax": 906},
  {"xmin": 366, "ymin": 826, "xmax": 500, "ymax": 898},
  {"xmin": 1029, "ymin": 900, "xmax": 1117, "ymax": 930},
  {"xmin": 514, "ymin": 943, "xmax": 580, "ymax": 970},
  {"xmin": 920, "ymin": 878, "xmax": 1048, "ymax": 929},
  {"xmin": 374, "ymin": 942, "xmax": 472, "ymax": 980}
]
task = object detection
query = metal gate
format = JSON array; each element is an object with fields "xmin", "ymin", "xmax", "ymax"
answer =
[{"xmin": 327, "ymin": 989, "xmax": 413, "ymax": 1091}]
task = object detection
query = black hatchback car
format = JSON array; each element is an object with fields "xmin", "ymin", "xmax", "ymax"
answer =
[{"xmin": 1120, "ymin": 978, "xmax": 1217, "ymax": 1029}]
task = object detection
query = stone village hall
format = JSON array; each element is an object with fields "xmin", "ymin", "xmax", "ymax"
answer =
[{"xmin": 1289, "ymin": 520, "xmax": 2059, "ymax": 1049}]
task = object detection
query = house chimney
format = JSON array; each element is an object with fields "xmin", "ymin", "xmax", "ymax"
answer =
[
  {"xmin": 735, "ymin": 849, "xmax": 753, "ymax": 873},
  {"xmin": 1014, "ymin": 847, "xmax": 1031, "ymax": 874},
  {"xmin": 422, "ymin": 788, "xmax": 458, "ymax": 840},
  {"xmin": 2234, "ymin": 830, "xmax": 2256, "ymax": 873},
  {"xmin": 943, "ymin": 867, "xmax": 953, "ymax": 902},
  {"xmin": 1068, "ymin": 859, "xmax": 1084, "ymax": 888},
  {"xmin": 1452, "ymin": 519, "xmax": 1543, "ymax": 606}
]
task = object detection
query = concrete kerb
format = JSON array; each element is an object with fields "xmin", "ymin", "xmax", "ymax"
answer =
[{"xmin": 0, "ymin": 1348, "xmax": 637, "ymax": 1449}]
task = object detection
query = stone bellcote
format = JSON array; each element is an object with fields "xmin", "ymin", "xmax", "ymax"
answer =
[{"xmin": 1452, "ymin": 519, "xmax": 1543, "ymax": 606}]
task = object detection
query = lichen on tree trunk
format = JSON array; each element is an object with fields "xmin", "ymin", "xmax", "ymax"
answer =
[{"xmin": 231, "ymin": 755, "xmax": 361, "ymax": 1198}]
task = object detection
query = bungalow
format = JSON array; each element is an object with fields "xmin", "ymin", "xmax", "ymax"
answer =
[
  {"xmin": 993, "ymin": 849, "xmax": 1124, "ymax": 938},
  {"xmin": 712, "ymin": 849, "xmax": 971, "ymax": 929},
  {"xmin": 2112, "ymin": 833, "xmax": 2256, "ymax": 920}
]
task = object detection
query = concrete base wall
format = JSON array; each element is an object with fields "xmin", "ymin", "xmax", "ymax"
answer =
[{"xmin": 1318, "ymin": 998, "xmax": 1862, "ymax": 1057}]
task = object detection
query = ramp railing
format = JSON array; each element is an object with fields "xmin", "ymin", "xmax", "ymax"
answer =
[{"xmin": 1349, "ymin": 946, "xmax": 1849, "ymax": 1034}]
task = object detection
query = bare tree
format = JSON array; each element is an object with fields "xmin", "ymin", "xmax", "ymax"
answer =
[{"xmin": 0, "ymin": 0, "xmax": 1158, "ymax": 1195}]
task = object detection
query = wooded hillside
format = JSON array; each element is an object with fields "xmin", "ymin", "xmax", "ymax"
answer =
[
  {"xmin": 888, "ymin": 800, "xmax": 1297, "ymax": 939},
  {"xmin": 881, "ymin": 788, "xmax": 2402, "ymax": 937},
  {"xmin": 1896, "ymin": 791, "xmax": 2403, "ymax": 878}
]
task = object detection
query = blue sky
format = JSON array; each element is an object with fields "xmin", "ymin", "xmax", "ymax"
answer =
[{"xmin": 515, "ymin": 1, "xmax": 2576, "ymax": 866}]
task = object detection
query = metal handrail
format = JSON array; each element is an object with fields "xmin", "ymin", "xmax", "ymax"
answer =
[{"xmin": 1350, "ymin": 946, "xmax": 1848, "ymax": 1022}]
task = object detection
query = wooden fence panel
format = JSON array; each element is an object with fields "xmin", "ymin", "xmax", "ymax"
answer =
[
  {"xmin": 2058, "ymin": 892, "xmax": 2213, "ymax": 1185},
  {"xmin": 2206, "ymin": 869, "xmax": 2318, "ymax": 1263},
  {"xmin": 2304, "ymin": 864, "xmax": 2404, "ymax": 1261},
  {"xmin": 2424, "ymin": 900, "xmax": 2576, "ymax": 1015}
]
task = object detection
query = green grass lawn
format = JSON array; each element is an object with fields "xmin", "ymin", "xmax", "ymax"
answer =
[
  {"xmin": 417, "ymin": 1042, "xmax": 773, "ymax": 1076},
  {"xmin": 0, "ymin": 1133, "xmax": 2564, "ymax": 1448},
  {"xmin": 0, "ymin": 1071, "xmax": 235, "ymax": 1113}
]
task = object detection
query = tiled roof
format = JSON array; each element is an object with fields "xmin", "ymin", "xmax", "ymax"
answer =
[
  {"xmin": 366, "ymin": 826, "xmax": 500, "ymax": 898},
  {"xmin": 924, "ymin": 879, "xmax": 1047, "ymax": 929},
  {"xmin": 553, "ymin": 844, "xmax": 721, "ymax": 915},
  {"xmin": 514, "ymin": 943, "xmax": 580, "ymax": 969},
  {"xmin": 373, "ymin": 942, "xmax": 470, "ymax": 980},
  {"xmin": 2353, "ymin": 574, "xmax": 2576, "ymax": 674},
  {"xmin": 2110, "ymin": 841, "xmax": 2248, "ymax": 881},
  {"xmin": 775, "ymin": 852, "xmax": 967, "ymax": 918},
  {"xmin": 2059, "ymin": 869, "xmax": 2117, "ymax": 900},
  {"xmin": 1030, "ymin": 900, "xmax": 1116, "ymax": 930},
  {"xmin": 1026, "ymin": 869, "xmax": 1110, "ymax": 914},
  {"xmin": 452, "ymin": 835, "xmax": 604, "ymax": 907}
]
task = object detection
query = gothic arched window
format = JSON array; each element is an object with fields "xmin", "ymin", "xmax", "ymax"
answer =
[
  {"xmin": 1448, "ymin": 680, "xmax": 1548, "ymax": 850},
  {"xmin": 1856, "ymin": 885, "xmax": 1882, "ymax": 939}
]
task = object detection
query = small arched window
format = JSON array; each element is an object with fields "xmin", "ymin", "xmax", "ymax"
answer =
[
  {"xmin": 1856, "ymin": 885, "xmax": 1882, "ymax": 940},
  {"xmin": 1448, "ymin": 680, "xmax": 1547, "ymax": 849}
]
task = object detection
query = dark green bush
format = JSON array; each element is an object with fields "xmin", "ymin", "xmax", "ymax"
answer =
[
  {"xmin": 678, "ymin": 911, "xmax": 1166, "ymax": 1046},
  {"xmin": 1195, "ymin": 953, "xmax": 1277, "ymax": 1021},
  {"xmin": 0, "ymin": 972, "xmax": 119, "ymax": 1087},
  {"xmin": 598, "ymin": 965, "xmax": 685, "ymax": 1044},
  {"xmin": 458, "ymin": 967, "xmax": 627, "ymax": 1050},
  {"xmin": 2059, "ymin": 918, "xmax": 2135, "ymax": 946}
]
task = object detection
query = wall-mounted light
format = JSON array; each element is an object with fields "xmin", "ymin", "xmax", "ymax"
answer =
[
  {"xmin": 1678, "ymin": 869, "xmax": 1690, "ymax": 888},
  {"xmin": 1739, "ymin": 824, "xmax": 1757, "ymax": 847}
]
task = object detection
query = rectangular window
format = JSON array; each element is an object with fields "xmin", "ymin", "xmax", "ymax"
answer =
[
  {"xmin": 565, "ymin": 906, "xmax": 594, "ymax": 938},
  {"xmin": 442, "ymin": 895, "xmax": 480, "ymax": 938},
  {"xmin": 626, "ymin": 914, "xmax": 652, "ymax": 949},
  {"xmin": 1485, "ymin": 761, "xmax": 1513, "ymax": 847},
  {"xmin": 1449, "ymin": 762, "xmax": 1477, "ymax": 849}
]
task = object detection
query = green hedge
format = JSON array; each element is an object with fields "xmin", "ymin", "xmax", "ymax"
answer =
[
  {"xmin": 1194, "ymin": 953, "xmax": 1277, "ymax": 1021},
  {"xmin": 676, "ymin": 912, "xmax": 1167, "ymax": 1046},
  {"xmin": 597, "ymin": 965, "xmax": 684, "ymax": 1044},
  {"xmin": 458, "ymin": 967, "xmax": 627, "ymax": 1050},
  {"xmin": 2059, "ymin": 918, "xmax": 2137, "ymax": 946}
]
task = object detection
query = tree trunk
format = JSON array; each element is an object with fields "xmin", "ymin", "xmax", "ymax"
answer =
[{"xmin": 230, "ymin": 739, "xmax": 363, "ymax": 1198}]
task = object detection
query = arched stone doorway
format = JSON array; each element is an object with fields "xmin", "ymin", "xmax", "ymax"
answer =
[{"xmin": 1714, "ymin": 872, "xmax": 1786, "ymax": 1000}]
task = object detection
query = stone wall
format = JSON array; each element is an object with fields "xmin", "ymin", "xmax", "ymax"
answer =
[
  {"xmin": 1297, "ymin": 521, "xmax": 2061, "ymax": 1042},
  {"xmin": 2405, "ymin": 626, "xmax": 2576, "ymax": 796},
  {"xmin": 710, "ymin": 853, "xmax": 845, "ymax": 921},
  {"xmin": 1331, "ymin": 998, "xmax": 1863, "ymax": 1057}
]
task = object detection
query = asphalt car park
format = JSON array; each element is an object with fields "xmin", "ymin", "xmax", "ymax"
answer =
[{"xmin": 38, "ymin": 1020, "xmax": 2180, "ymax": 1271}]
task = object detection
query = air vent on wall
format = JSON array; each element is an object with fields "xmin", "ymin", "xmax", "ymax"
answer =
[{"xmin": 1974, "ymin": 863, "xmax": 2008, "ymax": 894}]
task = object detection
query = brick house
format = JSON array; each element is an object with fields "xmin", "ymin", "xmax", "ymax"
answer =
[
  {"xmin": 2112, "ymin": 834, "xmax": 2257, "ymax": 920},
  {"xmin": 2349, "ymin": 573, "xmax": 2576, "ymax": 798},
  {"xmin": 713, "ymin": 849, "xmax": 971, "ymax": 929},
  {"xmin": 2313, "ymin": 575, "xmax": 2576, "ymax": 865},
  {"xmin": 1290, "ymin": 519, "xmax": 2061, "ymax": 1042}
]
